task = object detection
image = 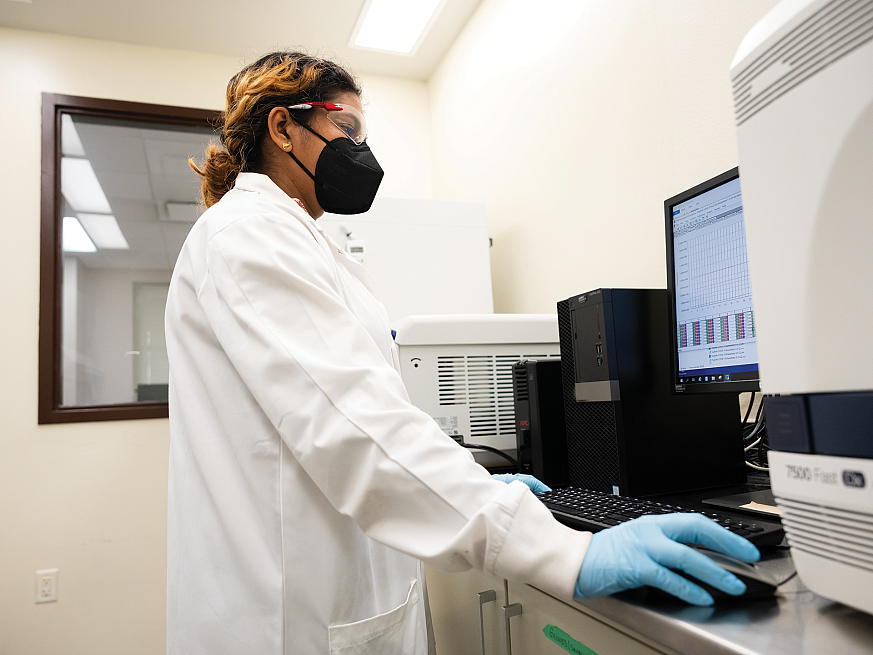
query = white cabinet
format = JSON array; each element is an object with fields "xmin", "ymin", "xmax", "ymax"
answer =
[
  {"xmin": 425, "ymin": 564, "xmax": 507, "ymax": 655},
  {"xmin": 425, "ymin": 567, "xmax": 673, "ymax": 655},
  {"xmin": 506, "ymin": 581, "xmax": 671, "ymax": 655},
  {"xmin": 319, "ymin": 198, "xmax": 493, "ymax": 322}
]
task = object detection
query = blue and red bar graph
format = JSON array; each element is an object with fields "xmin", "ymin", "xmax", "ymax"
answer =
[{"xmin": 678, "ymin": 310, "xmax": 754, "ymax": 349}]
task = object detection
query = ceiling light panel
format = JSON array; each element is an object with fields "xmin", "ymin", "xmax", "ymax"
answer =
[
  {"xmin": 62, "ymin": 216, "xmax": 96, "ymax": 252},
  {"xmin": 61, "ymin": 157, "xmax": 112, "ymax": 214},
  {"xmin": 351, "ymin": 0, "xmax": 446, "ymax": 55},
  {"xmin": 77, "ymin": 213, "xmax": 129, "ymax": 249}
]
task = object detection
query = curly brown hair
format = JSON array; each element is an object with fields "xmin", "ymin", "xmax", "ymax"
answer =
[{"xmin": 191, "ymin": 51, "xmax": 361, "ymax": 207}]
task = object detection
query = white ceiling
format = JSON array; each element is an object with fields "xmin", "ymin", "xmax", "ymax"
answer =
[
  {"xmin": 0, "ymin": 0, "xmax": 483, "ymax": 80},
  {"xmin": 66, "ymin": 117, "xmax": 212, "ymax": 271}
]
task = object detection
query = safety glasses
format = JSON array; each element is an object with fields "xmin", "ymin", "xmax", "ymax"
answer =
[{"xmin": 287, "ymin": 102, "xmax": 368, "ymax": 144}]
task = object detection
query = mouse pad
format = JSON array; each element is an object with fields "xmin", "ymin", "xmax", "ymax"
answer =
[{"xmin": 702, "ymin": 489, "xmax": 781, "ymax": 518}]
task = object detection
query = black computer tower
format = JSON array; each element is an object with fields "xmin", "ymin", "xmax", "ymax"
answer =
[
  {"xmin": 557, "ymin": 288, "xmax": 745, "ymax": 497},
  {"xmin": 512, "ymin": 359, "xmax": 569, "ymax": 487}
]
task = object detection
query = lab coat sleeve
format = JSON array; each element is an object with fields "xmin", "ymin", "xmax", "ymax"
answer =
[{"xmin": 200, "ymin": 211, "xmax": 590, "ymax": 602}]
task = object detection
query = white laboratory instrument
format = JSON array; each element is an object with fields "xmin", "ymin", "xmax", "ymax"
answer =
[
  {"xmin": 320, "ymin": 198, "xmax": 494, "ymax": 321},
  {"xmin": 732, "ymin": 0, "xmax": 873, "ymax": 615},
  {"xmin": 393, "ymin": 314, "xmax": 560, "ymax": 454}
]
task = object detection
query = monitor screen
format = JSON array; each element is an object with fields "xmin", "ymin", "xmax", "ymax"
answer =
[{"xmin": 665, "ymin": 168, "xmax": 760, "ymax": 394}]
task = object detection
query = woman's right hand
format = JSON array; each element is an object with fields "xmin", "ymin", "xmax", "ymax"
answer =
[{"xmin": 573, "ymin": 513, "xmax": 760, "ymax": 605}]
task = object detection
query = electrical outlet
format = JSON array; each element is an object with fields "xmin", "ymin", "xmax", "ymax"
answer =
[{"xmin": 35, "ymin": 569, "xmax": 58, "ymax": 603}]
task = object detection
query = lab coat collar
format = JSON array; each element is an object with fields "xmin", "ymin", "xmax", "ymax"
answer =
[
  {"xmin": 233, "ymin": 172, "xmax": 310, "ymax": 221},
  {"xmin": 232, "ymin": 172, "xmax": 379, "ymax": 296}
]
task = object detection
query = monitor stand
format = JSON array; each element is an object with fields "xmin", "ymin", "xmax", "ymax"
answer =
[{"xmin": 702, "ymin": 489, "xmax": 780, "ymax": 519}]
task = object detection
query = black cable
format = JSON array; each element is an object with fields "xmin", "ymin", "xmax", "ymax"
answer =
[
  {"xmin": 758, "ymin": 414, "xmax": 769, "ymax": 468},
  {"xmin": 777, "ymin": 570, "xmax": 798, "ymax": 587},
  {"xmin": 461, "ymin": 443, "xmax": 520, "ymax": 470},
  {"xmin": 758, "ymin": 419, "xmax": 765, "ymax": 463},
  {"xmin": 743, "ymin": 394, "xmax": 770, "ymax": 469},
  {"xmin": 745, "ymin": 411, "xmax": 763, "ymax": 438},
  {"xmin": 744, "ymin": 398, "xmax": 766, "ymax": 442}
]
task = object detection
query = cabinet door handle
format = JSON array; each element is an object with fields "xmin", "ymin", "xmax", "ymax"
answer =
[
  {"xmin": 477, "ymin": 590, "xmax": 497, "ymax": 655},
  {"xmin": 502, "ymin": 603, "xmax": 522, "ymax": 655}
]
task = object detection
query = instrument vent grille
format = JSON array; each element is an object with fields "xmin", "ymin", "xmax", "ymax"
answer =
[
  {"xmin": 732, "ymin": 0, "xmax": 873, "ymax": 125},
  {"xmin": 437, "ymin": 352, "xmax": 558, "ymax": 438},
  {"xmin": 437, "ymin": 356, "xmax": 467, "ymax": 406},
  {"xmin": 513, "ymin": 362, "xmax": 529, "ymax": 402},
  {"xmin": 777, "ymin": 495, "xmax": 873, "ymax": 574}
]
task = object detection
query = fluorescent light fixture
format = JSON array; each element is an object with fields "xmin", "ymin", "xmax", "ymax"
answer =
[
  {"xmin": 61, "ymin": 157, "xmax": 112, "ymax": 214},
  {"xmin": 63, "ymin": 216, "xmax": 96, "ymax": 253},
  {"xmin": 350, "ymin": 0, "xmax": 445, "ymax": 55},
  {"xmin": 77, "ymin": 213, "xmax": 129, "ymax": 249},
  {"xmin": 61, "ymin": 114, "xmax": 86, "ymax": 157}
]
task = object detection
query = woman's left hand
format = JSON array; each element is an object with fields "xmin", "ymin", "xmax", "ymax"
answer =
[{"xmin": 492, "ymin": 473, "xmax": 552, "ymax": 493}]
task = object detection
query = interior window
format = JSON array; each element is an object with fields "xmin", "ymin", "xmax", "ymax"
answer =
[{"xmin": 40, "ymin": 94, "xmax": 218, "ymax": 423}]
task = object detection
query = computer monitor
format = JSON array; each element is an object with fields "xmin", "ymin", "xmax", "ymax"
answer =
[{"xmin": 664, "ymin": 167, "xmax": 760, "ymax": 394}]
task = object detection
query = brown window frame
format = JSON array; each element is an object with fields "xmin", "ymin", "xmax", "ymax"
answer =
[{"xmin": 38, "ymin": 93, "xmax": 219, "ymax": 424}]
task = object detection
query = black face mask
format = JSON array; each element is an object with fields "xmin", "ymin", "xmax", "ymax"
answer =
[{"xmin": 287, "ymin": 124, "xmax": 384, "ymax": 215}]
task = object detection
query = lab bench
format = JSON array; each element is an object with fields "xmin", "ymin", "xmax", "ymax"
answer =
[{"xmin": 424, "ymin": 548, "xmax": 873, "ymax": 655}]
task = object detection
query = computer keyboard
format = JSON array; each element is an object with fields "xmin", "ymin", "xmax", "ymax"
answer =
[{"xmin": 537, "ymin": 487, "xmax": 784, "ymax": 547}]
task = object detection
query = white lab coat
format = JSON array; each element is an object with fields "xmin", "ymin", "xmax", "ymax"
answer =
[{"xmin": 165, "ymin": 172, "xmax": 591, "ymax": 655}]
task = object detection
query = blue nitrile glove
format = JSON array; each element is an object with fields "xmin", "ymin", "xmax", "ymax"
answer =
[
  {"xmin": 492, "ymin": 473, "xmax": 552, "ymax": 493},
  {"xmin": 574, "ymin": 514, "xmax": 760, "ymax": 606}
]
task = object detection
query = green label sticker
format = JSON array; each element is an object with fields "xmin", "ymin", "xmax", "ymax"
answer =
[{"xmin": 543, "ymin": 624, "xmax": 600, "ymax": 655}]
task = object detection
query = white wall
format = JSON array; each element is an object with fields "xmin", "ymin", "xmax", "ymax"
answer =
[
  {"xmin": 0, "ymin": 28, "xmax": 432, "ymax": 655},
  {"xmin": 362, "ymin": 75, "xmax": 433, "ymax": 199},
  {"xmin": 428, "ymin": 0, "xmax": 780, "ymax": 313}
]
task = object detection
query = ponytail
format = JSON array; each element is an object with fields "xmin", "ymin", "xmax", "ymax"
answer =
[{"xmin": 190, "ymin": 143, "xmax": 240, "ymax": 208}]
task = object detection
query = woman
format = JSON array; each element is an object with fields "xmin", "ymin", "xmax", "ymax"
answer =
[{"xmin": 166, "ymin": 52, "xmax": 759, "ymax": 655}]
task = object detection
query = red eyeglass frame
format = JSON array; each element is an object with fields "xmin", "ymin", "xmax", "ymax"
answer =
[{"xmin": 287, "ymin": 102, "xmax": 343, "ymax": 112}]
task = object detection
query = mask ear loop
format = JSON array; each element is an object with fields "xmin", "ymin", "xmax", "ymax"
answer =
[
  {"xmin": 284, "ymin": 111, "xmax": 332, "ymax": 181},
  {"xmin": 286, "ymin": 149, "xmax": 316, "ymax": 181}
]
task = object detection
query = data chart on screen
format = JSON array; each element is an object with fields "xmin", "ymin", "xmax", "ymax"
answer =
[{"xmin": 671, "ymin": 177, "xmax": 758, "ymax": 380}]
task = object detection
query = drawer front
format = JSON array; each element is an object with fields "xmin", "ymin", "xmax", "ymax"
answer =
[
  {"xmin": 507, "ymin": 582, "xmax": 669, "ymax": 655},
  {"xmin": 425, "ymin": 565, "xmax": 506, "ymax": 655}
]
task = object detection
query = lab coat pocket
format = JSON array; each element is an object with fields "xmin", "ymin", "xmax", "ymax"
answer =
[{"xmin": 328, "ymin": 579, "xmax": 425, "ymax": 655}]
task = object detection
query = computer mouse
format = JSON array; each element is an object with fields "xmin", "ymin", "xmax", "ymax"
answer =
[{"xmin": 673, "ymin": 547, "xmax": 778, "ymax": 602}]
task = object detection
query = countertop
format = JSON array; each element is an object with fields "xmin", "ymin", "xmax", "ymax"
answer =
[{"xmin": 573, "ymin": 548, "xmax": 873, "ymax": 655}]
